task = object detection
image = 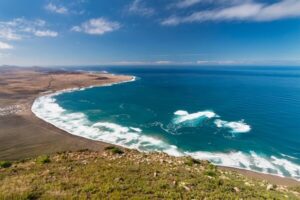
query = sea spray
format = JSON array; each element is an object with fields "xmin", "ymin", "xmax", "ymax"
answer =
[
  {"xmin": 214, "ymin": 119, "xmax": 251, "ymax": 133},
  {"xmin": 31, "ymin": 74, "xmax": 300, "ymax": 180}
]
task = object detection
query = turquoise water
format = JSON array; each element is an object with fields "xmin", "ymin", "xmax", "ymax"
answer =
[{"xmin": 32, "ymin": 67, "xmax": 300, "ymax": 179}]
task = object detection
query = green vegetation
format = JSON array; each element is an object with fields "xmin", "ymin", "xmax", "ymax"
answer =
[
  {"xmin": 105, "ymin": 146, "xmax": 124, "ymax": 155},
  {"xmin": 184, "ymin": 157, "xmax": 201, "ymax": 166},
  {"xmin": 204, "ymin": 170, "xmax": 217, "ymax": 177},
  {"xmin": 36, "ymin": 155, "xmax": 50, "ymax": 164},
  {"xmin": 0, "ymin": 149, "xmax": 299, "ymax": 199},
  {"xmin": 0, "ymin": 161, "xmax": 12, "ymax": 168}
]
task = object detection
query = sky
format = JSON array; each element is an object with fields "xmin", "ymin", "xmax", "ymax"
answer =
[{"xmin": 0, "ymin": 0, "xmax": 300, "ymax": 66}]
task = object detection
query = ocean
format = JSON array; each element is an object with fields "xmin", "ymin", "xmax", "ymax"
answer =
[{"xmin": 32, "ymin": 66, "xmax": 300, "ymax": 180}]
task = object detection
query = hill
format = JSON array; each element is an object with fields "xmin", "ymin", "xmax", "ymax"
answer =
[{"xmin": 0, "ymin": 147, "xmax": 299, "ymax": 199}]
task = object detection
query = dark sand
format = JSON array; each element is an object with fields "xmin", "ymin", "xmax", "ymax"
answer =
[
  {"xmin": 0, "ymin": 67, "xmax": 132, "ymax": 160},
  {"xmin": 0, "ymin": 67, "xmax": 299, "ymax": 187},
  {"xmin": 220, "ymin": 166, "xmax": 299, "ymax": 187}
]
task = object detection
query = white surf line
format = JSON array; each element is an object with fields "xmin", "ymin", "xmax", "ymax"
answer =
[
  {"xmin": 173, "ymin": 110, "xmax": 218, "ymax": 124},
  {"xmin": 31, "ymin": 75, "xmax": 183, "ymax": 158},
  {"xmin": 214, "ymin": 119, "xmax": 251, "ymax": 133},
  {"xmin": 31, "ymin": 74, "xmax": 300, "ymax": 181}
]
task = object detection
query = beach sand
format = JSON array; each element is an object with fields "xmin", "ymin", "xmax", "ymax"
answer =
[
  {"xmin": 0, "ymin": 67, "xmax": 299, "ymax": 187},
  {"xmin": 220, "ymin": 166, "xmax": 299, "ymax": 187},
  {"xmin": 0, "ymin": 67, "xmax": 132, "ymax": 160}
]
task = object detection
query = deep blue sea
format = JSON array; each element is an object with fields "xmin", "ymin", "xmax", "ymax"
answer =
[{"xmin": 32, "ymin": 66, "xmax": 300, "ymax": 179}]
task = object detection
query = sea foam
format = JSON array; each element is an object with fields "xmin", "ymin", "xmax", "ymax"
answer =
[
  {"xmin": 214, "ymin": 119, "xmax": 251, "ymax": 133},
  {"xmin": 173, "ymin": 110, "xmax": 218, "ymax": 124},
  {"xmin": 172, "ymin": 110, "xmax": 251, "ymax": 134},
  {"xmin": 31, "ymin": 78, "xmax": 300, "ymax": 180},
  {"xmin": 187, "ymin": 151, "xmax": 300, "ymax": 179},
  {"xmin": 32, "ymin": 94, "xmax": 183, "ymax": 157}
]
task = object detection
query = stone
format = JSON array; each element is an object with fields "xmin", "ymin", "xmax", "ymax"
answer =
[{"xmin": 234, "ymin": 187, "xmax": 240, "ymax": 193}]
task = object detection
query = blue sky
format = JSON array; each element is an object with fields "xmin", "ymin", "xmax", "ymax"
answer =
[{"xmin": 0, "ymin": 0, "xmax": 300, "ymax": 66}]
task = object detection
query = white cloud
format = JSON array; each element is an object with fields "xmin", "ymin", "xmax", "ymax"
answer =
[
  {"xmin": 72, "ymin": 18, "xmax": 120, "ymax": 35},
  {"xmin": 162, "ymin": 0, "xmax": 300, "ymax": 25},
  {"xmin": 173, "ymin": 0, "xmax": 247, "ymax": 9},
  {"xmin": 45, "ymin": 3, "xmax": 68, "ymax": 14},
  {"xmin": 128, "ymin": 0, "xmax": 155, "ymax": 16},
  {"xmin": 175, "ymin": 0, "xmax": 202, "ymax": 8},
  {"xmin": 0, "ymin": 28, "xmax": 21, "ymax": 40},
  {"xmin": 0, "ymin": 52, "xmax": 11, "ymax": 58},
  {"xmin": 255, "ymin": 0, "xmax": 300, "ymax": 21},
  {"xmin": 34, "ymin": 30, "xmax": 58, "ymax": 37},
  {"xmin": 155, "ymin": 60, "xmax": 173, "ymax": 64},
  {"xmin": 196, "ymin": 59, "xmax": 300, "ymax": 65},
  {"xmin": 112, "ymin": 61, "xmax": 149, "ymax": 65},
  {"xmin": 0, "ymin": 41, "xmax": 13, "ymax": 49},
  {"xmin": 0, "ymin": 18, "xmax": 58, "ymax": 40},
  {"xmin": 197, "ymin": 60, "xmax": 243, "ymax": 65},
  {"xmin": 110, "ymin": 60, "xmax": 188, "ymax": 65}
]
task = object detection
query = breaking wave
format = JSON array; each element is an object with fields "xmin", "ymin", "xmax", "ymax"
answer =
[
  {"xmin": 32, "ymin": 93, "xmax": 183, "ymax": 157},
  {"xmin": 214, "ymin": 119, "xmax": 251, "ymax": 133},
  {"xmin": 31, "ymin": 79, "xmax": 300, "ymax": 181},
  {"xmin": 171, "ymin": 110, "xmax": 251, "ymax": 135},
  {"xmin": 187, "ymin": 151, "xmax": 300, "ymax": 180},
  {"xmin": 173, "ymin": 110, "xmax": 218, "ymax": 125}
]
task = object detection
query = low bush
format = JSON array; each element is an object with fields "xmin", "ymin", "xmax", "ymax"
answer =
[
  {"xmin": 204, "ymin": 170, "xmax": 217, "ymax": 177},
  {"xmin": 184, "ymin": 157, "xmax": 201, "ymax": 166},
  {"xmin": 0, "ymin": 150, "xmax": 298, "ymax": 199},
  {"xmin": 105, "ymin": 146, "xmax": 124, "ymax": 155},
  {"xmin": 0, "ymin": 161, "xmax": 12, "ymax": 168},
  {"xmin": 36, "ymin": 155, "xmax": 50, "ymax": 164}
]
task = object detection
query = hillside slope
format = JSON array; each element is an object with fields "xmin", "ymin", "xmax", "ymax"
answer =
[{"xmin": 0, "ymin": 148, "xmax": 299, "ymax": 199}]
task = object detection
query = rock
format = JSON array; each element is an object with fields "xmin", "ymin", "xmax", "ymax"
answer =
[
  {"xmin": 183, "ymin": 185, "xmax": 191, "ymax": 191},
  {"xmin": 172, "ymin": 180, "xmax": 177, "ymax": 186},
  {"xmin": 41, "ymin": 169, "xmax": 50, "ymax": 176},
  {"xmin": 233, "ymin": 187, "xmax": 240, "ymax": 193},
  {"xmin": 220, "ymin": 175, "xmax": 229, "ymax": 180},
  {"xmin": 266, "ymin": 184, "xmax": 274, "ymax": 191},
  {"xmin": 82, "ymin": 160, "xmax": 88, "ymax": 165},
  {"xmin": 154, "ymin": 171, "xmax": 157, "ymax": 177},
  {"xmin": 179, "ymin": 182, "xmax": 191, "ymax": 191},
  {"xmin": 114, "ymin": 177, "xmax": 124, "ymax": 182}
]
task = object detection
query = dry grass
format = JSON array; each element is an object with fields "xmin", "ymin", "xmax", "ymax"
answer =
[{"xmin": 0, "ymin": 148, "xmax": 299, "ymax": 199}]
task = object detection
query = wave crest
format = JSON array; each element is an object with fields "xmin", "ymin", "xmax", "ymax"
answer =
[
  {"xmin": 31, "ymin": 87, "xmax": 300, "ymax": 180},
  {"xmin": 187, "ymin": 151, "xmax": 300, "ymax": 179},
  {"xmin": 32, "ymin": 94, "xmax": 183, "ymax": 157},
  {"xmin": 214, "ymin": 119, "xmax": 251, "ymax": 133}
]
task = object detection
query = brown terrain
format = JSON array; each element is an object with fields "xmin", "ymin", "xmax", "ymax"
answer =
[
  {"xmin": 0, "ymin": 67, "xmax": 132, "ymax": 160},
  {"xmin": 0, "ymin": 66, "xmax": 299, "ymax": 187}
]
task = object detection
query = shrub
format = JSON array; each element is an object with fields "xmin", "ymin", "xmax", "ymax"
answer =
[
  {"xmin": 208, "ymin": 163, "xmax": 217, "ymax": 170},
  {"xmin": 204, "ymin": 170, "xmax": 217, "ymax": 177},
  {"xmin": 78, "ymin": 149, "xmax": 90, "ymax": 152},
  {"xmin": 0, "ymin": 161, "xmax": 12, "ymax": 168},
  {"xmin": 36, "ymin": 155, "xmax": 50, "ymax": 164},
  {"xmin": 105, "ymin": 146, "xmax": 124, "ymax": 155},
  {"xmin": 185, "ymin": 157, "xmax": 201, "ymax": 166}
]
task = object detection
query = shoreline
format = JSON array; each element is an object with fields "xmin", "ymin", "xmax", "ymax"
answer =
[
  {"xmin": 0, "ymin": 68, "xmax": 133, "ymax": 161},
  {"xmin": 2, "ymin": 149, "xmax": 298, "ymax": 199},
  {"xmin": 0, "ymin": 67, "xmax": 299, "ymax": 187},
  {"xmin": 220, "ymin": 166, "xmax": 300, "ymax": 187},
  {"xmin": 30, "ymin": 74, "xmax": 299, "ymax": 187}
]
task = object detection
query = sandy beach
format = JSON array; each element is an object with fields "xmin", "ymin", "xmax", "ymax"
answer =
[
  {"xmin": 0, "ymin": 67, "xmax": 132, "ymax": 160},
  {"xmin": 0, "ymin": 67, "xmax": 299, "ymax": 187}
]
